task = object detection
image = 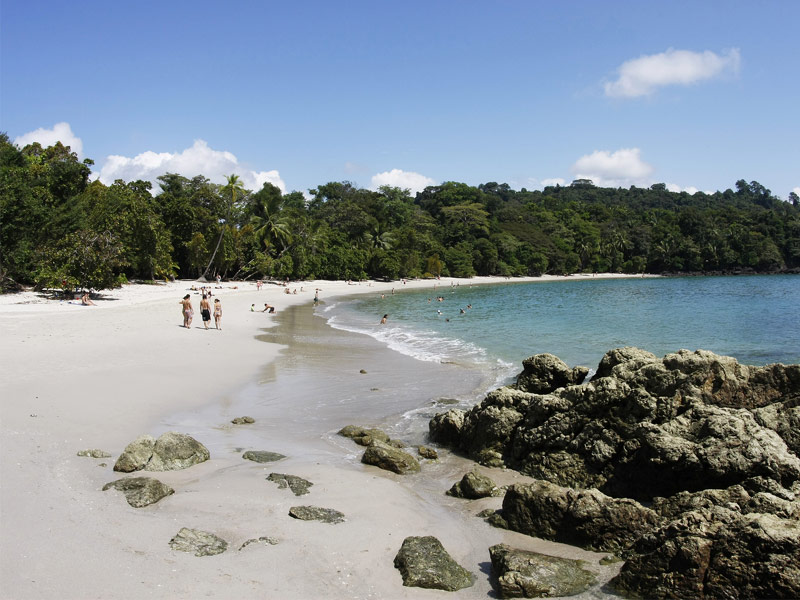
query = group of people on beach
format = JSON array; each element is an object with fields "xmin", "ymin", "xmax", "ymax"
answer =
[{"xmin": 180, "ymin": 293, "xmax": 222, "ymax": 330}]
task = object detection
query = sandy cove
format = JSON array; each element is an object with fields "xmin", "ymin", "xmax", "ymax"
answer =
[{"xmin": 0, "ymin": 275, "xmax": 645, "ymax": 599}]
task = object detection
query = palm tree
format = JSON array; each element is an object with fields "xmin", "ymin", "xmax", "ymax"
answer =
[
  {"xmin": 201, "ymin": 174, "xmax": 243, "ymax": 280},
  {"xmin": 250, "ymin": 185, "xmax": 292, "ymax": 254}
]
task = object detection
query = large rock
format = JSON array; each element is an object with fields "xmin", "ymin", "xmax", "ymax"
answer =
[
  {"xmin": 611, "ymin": 506, "xmax": 800, "ymax": 600},
  {"xmin": 102, "ymin": 476, "xmax": 174, "ymax": 507},
  {"xmin": 113, "ymin": 434, "xmax": 156, "ymax": 472},
  {"xmin": 447, "ymin": 470, "xmax": 499, "ymax": 499},
  {"xmin": 114, "ymin": 432, "xmax": 210, "ymax": 473},
  {"xmin": 489, "ymin": 543, "xmax": 597, "ymax": 598},
  {"xmin": 393, "ymin": 536, "xmax": 474, "ymax": 591},
  {"xmin": 145, "ymin": 432, "xmax": 210, "ymax": 471},
  {"xmin": 361, "ymin": 440, "xmax": 420, "ymax": 474},
  {"xmin": 516, "ymin": 353, "xmax": 589, "ymax": 394},
  {"xmin": 500, "ymin": 481, "xmax": 660, "ymax": 555},
  {"xmin": 169, "ymin": 528, "xmax": 227, "ymax": 556}
]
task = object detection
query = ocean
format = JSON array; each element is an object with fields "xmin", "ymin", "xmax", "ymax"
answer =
[{"xmin": 322, "ymin": 274, "xmax": 800, "ymax": 387}]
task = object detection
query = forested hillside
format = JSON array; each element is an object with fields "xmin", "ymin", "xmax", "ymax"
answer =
[{"xmin": 2, "ymin": 134, "xmax": 798, "ymax": 291}]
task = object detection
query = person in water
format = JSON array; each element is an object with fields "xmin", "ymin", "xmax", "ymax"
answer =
[{"xmin": 380, "ymin": 314, "xmax": 388, "ymax": 324}]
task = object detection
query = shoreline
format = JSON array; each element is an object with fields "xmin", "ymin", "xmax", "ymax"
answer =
[{"xmin": 0, "ymin": 275, "xmax": 640, "ymax": 598}]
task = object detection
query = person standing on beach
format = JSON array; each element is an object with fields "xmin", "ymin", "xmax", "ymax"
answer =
[
  {"xmin": 200, "ymin": 295, "xmax": 211, "ymax": 330},
  {"xmin": 314, "ymin": 289, "xmax": 320, "ymax": 305},
  {"xmin": 213, "ymin": 298, "xmax": 222, "ymax": 330},
  {"xmin": 180, "ymin": 294, "xmax": 194, "ymax": 328}
]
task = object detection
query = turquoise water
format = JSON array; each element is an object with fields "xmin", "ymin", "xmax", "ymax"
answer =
[{"xmin": 322, "ymin": 275, "xmax": 800, "ymax": 384}]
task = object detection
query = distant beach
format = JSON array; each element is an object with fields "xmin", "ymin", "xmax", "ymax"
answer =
[{"xmin": 0, "ymin": 274, "xmax": 651, "ymax": 599}]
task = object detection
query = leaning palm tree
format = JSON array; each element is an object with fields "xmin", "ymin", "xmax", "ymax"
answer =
[{"xmin": 201, "ymin": 174, "xmax": 244, "ymax": 280}]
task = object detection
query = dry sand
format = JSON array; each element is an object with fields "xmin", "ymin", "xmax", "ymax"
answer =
[{"xmin": 0, "ymin": 275, "xmax": 641, "ymax": 599}]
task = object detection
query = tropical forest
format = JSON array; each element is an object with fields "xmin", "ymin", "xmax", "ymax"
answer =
[{"xmin": 1, "ymin": 134, "xmax": 799, "ymax": 292}]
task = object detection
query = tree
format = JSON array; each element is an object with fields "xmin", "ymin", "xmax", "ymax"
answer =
[
  {"xmin": 35, "ymin": 229, "xmax": 126, "ymax": 292},
  {"xmin": 202, "ymin": 174, "xmax": 244, "ymax": 279},
  {"xmin": 249, "ymin": 182, "xmax": 292, "ymax": 254}
]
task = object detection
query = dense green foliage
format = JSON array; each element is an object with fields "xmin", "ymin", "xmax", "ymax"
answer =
[{"xmin": 2, "ymin": 134, "xmax": 798, "ymax": 291}]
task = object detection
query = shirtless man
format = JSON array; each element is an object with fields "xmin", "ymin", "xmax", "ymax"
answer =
[{"xmin": 200, "ymin": 295, "xmax": 211, "ymax": 330}]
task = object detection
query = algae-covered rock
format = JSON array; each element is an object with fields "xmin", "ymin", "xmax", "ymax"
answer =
[
  {"xmin": 239, "ymin": 536, "xmax": 279, "ymax": 550},
  {"xmin": 338, "ymin": 425, "xmax": 391, "ymax": 446},
  {"xmin": 145, "ymin": 432, "xmax": 210, "ymax": 472},
  {"xmin": 448, "ymin": 469, "xmax": 499, "ymax": 499},
  {"xmin": 102, "ymin": 476, "xmax": 174, "ymax": 508},
  {"xmin": 516, "ymin": 353, "xmax": 589, "ymax": 394},
  {"xmin": 418, "ymin": 445, "xmax": 439, "ymax": 460},
  {"xmin": 113, "ymin": 435, "xmax": 156, "ymax": 472},
  {"xmin": 242, "ymin": 450, "xmax": 286, "ymax": 463},
  {"xmin": 288, "ymin": 505, "xmax": 345, "ymax": 524},
  {"xmin": 502, "ymin": 481, "xmax": 660, "ymax": 554},
  {"xmin": 231, "ymin": 416, "xmax": 255, "ymax": 424},
  {"xmin": 393, "ymin": 536, "xmax": 474, "ymax": 591},
  {"xmin": 78, "ymin": 449, "xmax": 112, "ymax": 458},
  {"xmin": 361, "ymin": 440, "xmax": 420, "ymax": 474},
  {"xmin": 267, "ymin": 473, "xmax": 313, "ymax": 496},
  {"xmin": 489, "ymin": 543, "xmax": 597, "ymax": 598},
  {"xmin": 169, "ymin": 527, "xmax": 227, "ymax": 556}
]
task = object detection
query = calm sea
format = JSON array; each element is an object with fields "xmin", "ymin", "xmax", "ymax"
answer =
[{"xmin": 322, "ymin": 275, "xmax": 800, "ymax": 387}]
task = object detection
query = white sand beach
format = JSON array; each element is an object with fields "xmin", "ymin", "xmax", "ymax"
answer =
[{"xmin": 0, "ymin": 274, "xmax": 642, "ymax": 599}]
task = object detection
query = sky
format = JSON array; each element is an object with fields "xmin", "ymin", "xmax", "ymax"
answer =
[{"xmin": 2, "ymin": 1, "xmax": 798, "ymax": 199}]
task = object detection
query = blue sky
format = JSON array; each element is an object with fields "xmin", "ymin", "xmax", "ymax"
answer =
[{"xmin": 2, "ymin": 1, "xmax": 798, "ymax": 199}]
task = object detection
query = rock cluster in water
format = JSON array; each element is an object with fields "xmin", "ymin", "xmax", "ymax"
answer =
[{"xmin": 430, "ymin": 348, "xmax": 800, "ymax": 599}]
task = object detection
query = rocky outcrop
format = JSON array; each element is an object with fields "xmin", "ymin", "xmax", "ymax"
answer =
[
  {"xmin": 231, "ymin": 416, "xmax": 255, "ymax": 424},
  {"xmin": 114, "ymin": 432, "xmax": 210, "ymax": 473},
  {"xmin": 169, "ymin": 528, "xmax": 227, "ymax": 556},
  {"xmin": 430, "ymin": 349, "xmax": 800, "ymax": 501},
  {"xmin": 489, "ymin": 544, "xmax": 597, "ymax": 598},
  {"xmin": 288, "ymin": 505, "xmax": 345, "ymax": 524},
  {"xmin": 611, "ymin": 506, "xmax": 800, "ymax": 600},
  {"xmin": 432, "ymin": 348, "xmax": 800, "ymax": 599},
  {"xmin": 267, "ymin": 473, "xmax": 313, "ymax": 496},
  {"xmin": 447, "ymin": 470, "xmax": 500, "ymax": 499},
  {"xmin": 501, "ymin": 481, "xmax": 660, "ymax": 555},
  {"xmin": 516, "ymin": 353, "xmax": 589, "ymax": 394},
  {"xmin": 102, "ymin": 476, "xmax": 174, "ymax": 507},
  {"xmin": 393, "ymin": 536, "xmax": 474, "ymax": 591},
  {"xmin": 361, "ymin": 440, "xmax": 420, "ymax": 474}
]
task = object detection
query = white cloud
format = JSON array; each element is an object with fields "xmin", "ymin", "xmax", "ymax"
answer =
[
  {"xmin": 666, "ymin": 183, "xmax": 699, "ymax": 195},
  {"xmin": 97, "ymin": 139, "xmax": 285, "ymax": 193},
  {"xmin": 370, "ymin": 168, "xmax": 436, "ymax": 195},
  {"xmin": 605, "ymin": 48, "xmax": 740, "ymax": 98},
  {"xmin": 14, "ymin": 122, "xmax": 84, "ymax": 158},
  {"xmin": 540, "ymin": 178, "xmax": 567, "ymax": 188},
  {"xmin": 571, "ymin": 148, "xmax": 654, "ymax": 187}
]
